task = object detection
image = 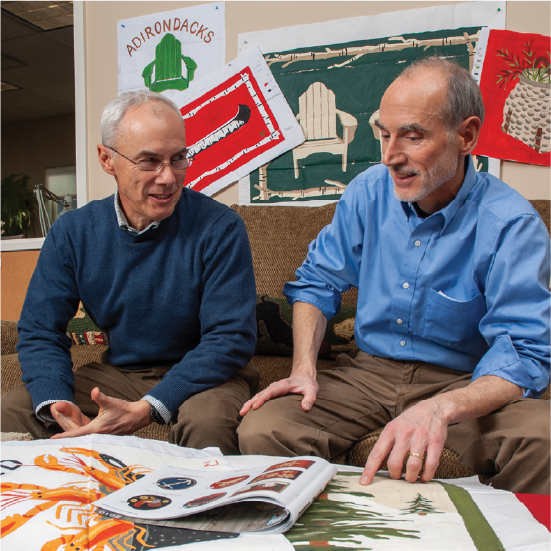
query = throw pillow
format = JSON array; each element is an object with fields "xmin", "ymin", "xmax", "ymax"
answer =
[
  {"xmin": 256, "ymin": 295, "xmax": 357, "ymax": 358},
  {"xmin": 67, "ymin": 302, "xmax": 108, "ymax": 345}
]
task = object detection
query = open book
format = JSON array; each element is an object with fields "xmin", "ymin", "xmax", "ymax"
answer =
[{"xmin": 94, "ymin": 456, "xmax": 337, "ymax": 534}]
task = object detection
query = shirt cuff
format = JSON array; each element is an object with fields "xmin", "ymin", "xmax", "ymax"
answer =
[
  {"xmin": 283, "ymin": 287, "xmax": 336, "ymax": 320},
  {"xmin": 143, "ymin": 395, "xmax": 171, "ymax": 424},
  {"xmin": 35, "ymin": 399, "xmax": 73, "ymax": 423},
  {"xmin": 472, "ymin": 334, "xmax": 546, "ymax": 398}
]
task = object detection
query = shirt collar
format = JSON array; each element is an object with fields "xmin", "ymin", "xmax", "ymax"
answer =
[
  {"xmin": 114, "ymin": 190, "xmax": 160, "ymax": 235},
  {"xmin": 399, "ymin": 155, "xmax": 476, "ymax": 231},
  {"xmin": 438, "ymin": 155, "xmax": 476, "ymax": 231}
]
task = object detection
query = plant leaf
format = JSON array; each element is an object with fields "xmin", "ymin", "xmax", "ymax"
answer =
[{"xmin": 1, "ymin": 174, "xmax": 36, "ymax": 236}]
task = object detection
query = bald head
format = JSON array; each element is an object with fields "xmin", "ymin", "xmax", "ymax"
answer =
[
  {"xmin": 382, "ymin": 66, "xmax": 450, "ymax": 133},
  {"xmin": 394, "ymin": 57, "xmax": 485, "ymax": 132}
]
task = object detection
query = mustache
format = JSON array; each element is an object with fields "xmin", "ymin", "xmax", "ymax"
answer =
[{"xmin": 389, "ymin": 164, "xmax": 420, "ymax": 176}]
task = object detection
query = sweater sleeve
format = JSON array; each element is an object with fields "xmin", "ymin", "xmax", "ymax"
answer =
[
  {"xmin": 144, "ymin": 211, "xmax": 257, "ymax": 416},
  {"xmin": 16, "ymin": 219, "xmax": 81, "ymax": 410}
]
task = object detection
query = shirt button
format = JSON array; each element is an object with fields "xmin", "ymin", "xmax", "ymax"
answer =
[
  {"xmin": 397, "ymin": 318, "xmax": 403, "ymax": 324},
  {"xmin": 400, "ymin": 340, "xmax": 406, "ymax": 346},
  {"xmin": 403, "ymin": 282, "xmax": 410, "ymax": 289},
  {"xmin": 414, "ymin": 240, "xmax": 421, "ymax": 247}
]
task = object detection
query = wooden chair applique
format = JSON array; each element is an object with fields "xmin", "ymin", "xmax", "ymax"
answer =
[
  {"xmin": 142, "ymin": 33, "xmax": 197, "ymax": 93},
  {"xmin": 293, "ymin": 82, "xmax": 358, "ymax": 178},
  {"xmin": 369, "ymin": 109, "xmax": 383, "ymax": 160}
]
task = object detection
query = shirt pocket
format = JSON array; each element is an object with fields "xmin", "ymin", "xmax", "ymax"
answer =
[{"xmin": 422, "ymin": 288, "xmax": 486, "ymax": 346}]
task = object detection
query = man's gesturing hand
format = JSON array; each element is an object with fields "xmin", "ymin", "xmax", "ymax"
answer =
[
  {"xmin": 240, "ymin": 373, "xmax": 319, "ymax": 415},
  {"xmin": 360, "ymin": 399, "xmax": 450, "ymax": 485},
  {"xmin": 50, "ymin": 387, "xmax": 152, "ymax": 439},
  {"xmin": 50, "ymin": 401, "xmax": 91, "ymax": 433}
]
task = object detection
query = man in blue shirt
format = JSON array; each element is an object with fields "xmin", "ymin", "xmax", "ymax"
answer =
[
  {"xmin": 239, "ymin": 58, "xmax": 550, "ymax": 493},
  {"xmin": 2, "ymin": 91, "xmax": 257, "ymax": 452}
]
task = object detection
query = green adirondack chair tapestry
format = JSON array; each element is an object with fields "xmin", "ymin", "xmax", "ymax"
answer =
[
  {"xmin": 142, "ymin": 33, "xmax": 197, "ymax": 93},
  {"xmin": 246, "ymin": 26, "xmax": 484, "ymax": 204}
]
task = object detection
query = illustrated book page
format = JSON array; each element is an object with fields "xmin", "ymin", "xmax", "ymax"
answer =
[{"xmin": 94, "ymin": 457, "xmax": 337, "ymax": 534}]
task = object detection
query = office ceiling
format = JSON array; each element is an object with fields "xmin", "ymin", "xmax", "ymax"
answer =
[{"xmin": 1, "ymin": 6, "xmax": 75, "ymax": 124}]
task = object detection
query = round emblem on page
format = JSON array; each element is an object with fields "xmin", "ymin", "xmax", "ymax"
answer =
[
  {"xmin": 157, "ymin": 477, "xmax": 197, "ymax": 490},
  {"xmin": 127, "ymin": 495, "xmax": 171, "ymax": 510},
  {"xmin": 184, "ymin": 493, "xmax": 226, "ymax": 508},
  {"xmin": 210, "ymin": 475, "xmax": 249, "ymax": 489}
]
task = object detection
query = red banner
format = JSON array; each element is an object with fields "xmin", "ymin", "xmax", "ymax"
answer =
[{"xmin": 181, "ymin": 66, "xmax": 284, "ymax": 192}]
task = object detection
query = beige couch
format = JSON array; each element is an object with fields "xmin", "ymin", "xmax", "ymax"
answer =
[{"xmin": 2, "ymin": 200, "xmax": 549, "ymax": 478}]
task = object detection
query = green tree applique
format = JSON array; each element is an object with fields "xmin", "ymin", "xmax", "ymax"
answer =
[{"xmin": 401, "ymin": 493, "xmax": 444, "ymax": 515}]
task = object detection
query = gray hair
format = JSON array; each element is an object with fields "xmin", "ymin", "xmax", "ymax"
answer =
[
  {"xmin": 398, "ymin": 56, "xmax": 485, "ymax": 131},
  {"xmin": 101, "ymin": 90, "xmax": 182, "ymax": 147}
]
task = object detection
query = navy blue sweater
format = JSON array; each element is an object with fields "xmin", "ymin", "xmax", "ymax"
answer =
[{"xmin": 17, "ymin": 189, "xmax": 257, "ymax": 416}]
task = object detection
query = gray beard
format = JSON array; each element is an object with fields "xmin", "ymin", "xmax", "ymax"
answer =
[{"xmin": 393, "ymin": 143, "xmax": 459, "ymax": 204}]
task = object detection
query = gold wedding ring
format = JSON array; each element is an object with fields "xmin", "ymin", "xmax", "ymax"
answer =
[{"xmin": 407, "ymin": 451, "xmax": 424, "ymax": 459}]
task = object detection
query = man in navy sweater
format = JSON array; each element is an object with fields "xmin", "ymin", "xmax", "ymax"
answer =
[{"xmin": 1, "ymin": 91, "xmax": 258, "ymax": 453}]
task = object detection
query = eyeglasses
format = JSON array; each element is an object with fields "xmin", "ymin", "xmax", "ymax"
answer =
[{"xmin": 109, "ymin": 147, "xmax": 189, "ymax": 171}]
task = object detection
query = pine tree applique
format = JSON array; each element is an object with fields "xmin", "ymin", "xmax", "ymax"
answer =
[{"xmin": 401, "ymin": 493, "xmax": 444, "ymax": 516}]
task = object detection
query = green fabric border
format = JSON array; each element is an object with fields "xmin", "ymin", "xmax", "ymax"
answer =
[{"xmin": 440, "ymin": 481, "xmax": 504, "ymax": 551}]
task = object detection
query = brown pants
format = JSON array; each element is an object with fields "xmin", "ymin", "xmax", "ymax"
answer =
[
  {"xmin": 238, "ymin": 351, "xmax": 550, "ymax": 494},
  {"xmin": 1, "ymin": 360, "xmax": 259, "ymax": 455}
]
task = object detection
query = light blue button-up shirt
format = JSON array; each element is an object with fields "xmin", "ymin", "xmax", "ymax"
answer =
[{"xmin": 283, "ymin": 158, "xmax": 550, "ymax": 397}]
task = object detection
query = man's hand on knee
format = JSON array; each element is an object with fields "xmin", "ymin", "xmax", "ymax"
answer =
[
  {"xmin": 360, "ymin": 399, "xmax": 449, "ymax": 486},
  {"xmin": 240, "ymin": 373, "xmax": 319, "ymax": 415},
  {"xmin": 240, "ymin": 300, "xmax": 326, "ymax": 416},
  {"xmin": 50, "ymin": 387, "xmax": 151, "ymax": 439}
]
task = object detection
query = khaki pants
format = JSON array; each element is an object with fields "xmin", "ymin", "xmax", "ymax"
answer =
[
  {"xmin": 1, "ymin": 360, "xmax": 259, "ymax": 455},
  {"xmin": 238, "ymin": 351, "xmax": 550, "ymax": 494}
]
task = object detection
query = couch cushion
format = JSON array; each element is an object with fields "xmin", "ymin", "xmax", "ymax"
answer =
[
  {"xmin": 232, "ymin": 204, "xmax": 358, "ymax": 307},
  {"xmin": 1, "ymin": 432, "xmax": 32, "ymax": 442},
  {"xmin": 256, "ymin": 295, "xmax": 357, "ymax": 358},
  {"xmin": 133, "ymin": 423, "xmax": 170, "ymax": 441},
  {"xmin": 1, "ymin": 354, "xmax": 23, "ymax": 395},
  {"xmin": 530, "ymin": 200, "xmax": 550, "ymax": 235},
  {"xmin": 1, "ymin": 320, "xmax": 18, "ymax": 356}
]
